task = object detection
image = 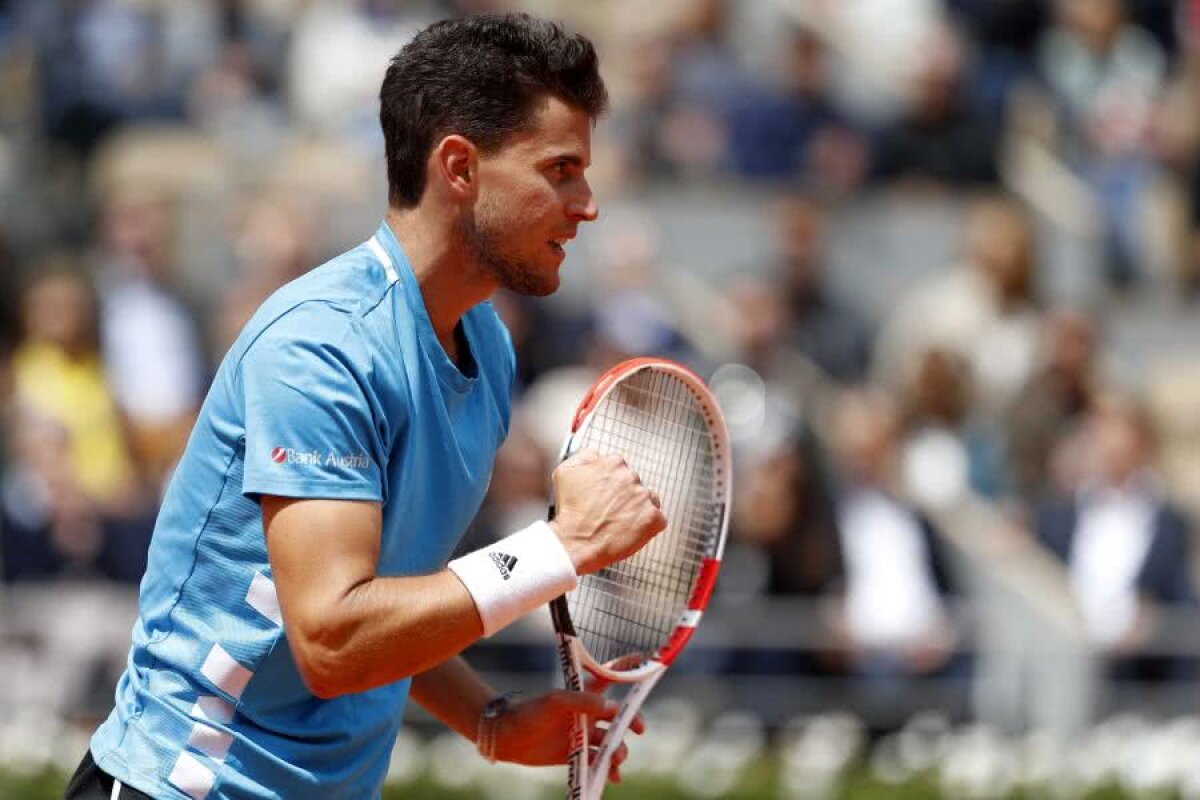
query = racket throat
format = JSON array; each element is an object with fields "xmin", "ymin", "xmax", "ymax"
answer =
[{"xmin": 585, "ymin": 667, "xmax": 664, "ymax": 800}]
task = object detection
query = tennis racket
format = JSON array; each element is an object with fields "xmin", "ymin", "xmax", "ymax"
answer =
[{"xmin": 548, "ymin": 357, "xmax": 732, "ymax": 800}]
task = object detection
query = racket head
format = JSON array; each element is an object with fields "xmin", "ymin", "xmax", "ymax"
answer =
[{"xmin": 552, "ymin": 357, "xmax": 731, "ymax": 683}]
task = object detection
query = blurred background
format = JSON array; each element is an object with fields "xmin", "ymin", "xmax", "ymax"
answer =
[{"xmin": 2, "ymin": 0, "xmax": 1200, "ymax": 797}]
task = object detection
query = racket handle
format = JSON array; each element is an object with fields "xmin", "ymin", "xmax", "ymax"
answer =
[
  {"xmin": 558, "ymin": 632, "xmax": 588, "ymax": 800},
  {"xmin": 567, "ymin": 711, "xmax": 588, "ymax": 800}
]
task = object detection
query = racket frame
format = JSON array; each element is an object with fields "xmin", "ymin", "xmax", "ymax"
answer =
[{"xmin": 548, "ymin": 357, "xmax": 732, "ymax": 800}]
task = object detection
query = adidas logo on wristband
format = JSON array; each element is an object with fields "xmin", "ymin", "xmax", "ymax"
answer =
[
  {"xmin": 447, "ymin": 521, "xmax": 577, "ymax": 637},
  {"xmin": 489, "ymin": 552, "xmax": 519, "ymax": 580}
]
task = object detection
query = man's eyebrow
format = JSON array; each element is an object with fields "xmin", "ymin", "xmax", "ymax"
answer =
[{"xmin": 542, "ymin": 154, "xmax": 588, "ymax": 167}]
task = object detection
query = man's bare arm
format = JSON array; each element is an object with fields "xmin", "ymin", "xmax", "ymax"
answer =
[
  {"xmin": 262, "ymin": 450, "xmax": 664, "ymax": 699},
  {"xmin": 263, "ymin": 496, "xmax": 483, "ymax": 698},
  {"xmin": 409, "ymin": 656, "xmax": 496, "ymax": 739}
]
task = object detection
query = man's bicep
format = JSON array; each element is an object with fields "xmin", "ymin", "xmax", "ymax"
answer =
[{"xmin": 261, "ymin": 496, "xmax": 383, "ymax": 630}]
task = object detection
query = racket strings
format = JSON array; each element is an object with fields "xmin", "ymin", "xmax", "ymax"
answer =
[{"xmin": 568, "ymin": 369, "xmax": 721, "ymax": 666}]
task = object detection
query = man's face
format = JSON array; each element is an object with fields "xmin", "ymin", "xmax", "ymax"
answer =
[{"xmin": 464, "ymin": 95, "xmax": 598, "ymax": 297}]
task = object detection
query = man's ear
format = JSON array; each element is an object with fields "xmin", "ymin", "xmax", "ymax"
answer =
[{"xmin": 431, "ymin": 135, "xmax": 477, "ymax": 200}]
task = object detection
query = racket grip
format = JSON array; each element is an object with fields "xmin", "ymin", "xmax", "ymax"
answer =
[
  {"xmin": 566, "ymin": 711, "xmax": 588, "ymax": 800},
  {"xmin": 558, "ymin": 633, "xmax": 589, "ymax": 800}
]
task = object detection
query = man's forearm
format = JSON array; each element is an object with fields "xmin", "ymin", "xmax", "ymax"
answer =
[
  {"xmin": 299, "ymin": 570, "xmax": 483, "ymax": 697},
  {"xmin": 409, "ymin": 656, "xmax": 497, "ymax": 741}
]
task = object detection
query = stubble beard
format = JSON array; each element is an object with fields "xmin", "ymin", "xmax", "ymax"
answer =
[{"xmin": 461, "ymin": 204, "xmax": 557, "ymax": 298}]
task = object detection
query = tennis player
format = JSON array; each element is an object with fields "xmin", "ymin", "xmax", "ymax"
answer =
[{"xmin": 66, "ymin": 13, "xmax": 666, "ymax": 799}]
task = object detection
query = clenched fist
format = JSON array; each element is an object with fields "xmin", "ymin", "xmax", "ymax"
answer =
[{"xmin": 548, "ymin": 449, "xmax": 667, "ymax": 575}]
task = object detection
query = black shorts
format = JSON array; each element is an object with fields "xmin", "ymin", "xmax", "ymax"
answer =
[{"xmin": 63, "ymin": 751, "xmax": 154, "ymax": 800}]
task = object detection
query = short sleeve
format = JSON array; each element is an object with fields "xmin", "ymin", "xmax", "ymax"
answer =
[{"xmin": 240, "ymin": 307, "xmax": 384, "ymax": 501}]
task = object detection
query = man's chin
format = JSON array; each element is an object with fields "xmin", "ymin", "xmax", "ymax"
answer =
[
  {"xmin": 503, "ymin": 267, "xmax": 559, "ymax": 297},
  {"xmin": 513, "ymin": 278, "xmax": 558, "ymax": 298}
]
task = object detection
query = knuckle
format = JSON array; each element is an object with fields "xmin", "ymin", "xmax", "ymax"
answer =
[{"xmin": 566, "ymin": 450, "xmax": 594, "ymax": 468}]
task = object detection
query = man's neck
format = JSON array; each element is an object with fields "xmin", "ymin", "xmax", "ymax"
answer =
[{"xmin": 385, "ymin": 207, "xmax": 497, "ymax": 346}]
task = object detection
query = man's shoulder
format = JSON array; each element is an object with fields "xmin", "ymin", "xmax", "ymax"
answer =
[
  {"xmin": 241, "ymin": 296, "xmax": 359, "ymax": 362},
  {"xmin": 267, "ymin": 243, "xmax": 391, "ymax": 319},
  {"xmin": 237, "ymin": 245, "xmax": 395, "ymax": 353}
]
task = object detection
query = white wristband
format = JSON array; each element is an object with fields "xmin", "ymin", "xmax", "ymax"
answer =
[{"xmin": 448, "ymin": 520, "xmax": 578, "ymax": 637}]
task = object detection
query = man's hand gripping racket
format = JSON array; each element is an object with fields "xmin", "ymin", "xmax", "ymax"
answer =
[{"xmin": 547, "ymin": 358, "xmax": 732, "ymax": 800}]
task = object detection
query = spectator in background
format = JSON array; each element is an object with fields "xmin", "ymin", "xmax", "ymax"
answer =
[
  {"xmin": 773, "ymin": 193, "xmax": 873, "ymax": 385},
  {"xmin": 1190, "ymin": 154, "xmax": 1200, "ymax": 293},
  {"xmin": 1006, "ymin": 307, "xmax": 1103, "ymax": 507},
  {"xmin": 288, "ymin": 0, "xmax": 433, "ymax": 150},
  {"xmin": 610, "ymin": 1, "xmax": 748, "ymax": 181},
  {"xmin": 1139, "ymin": 56, "xmax": 1200, "ymax": 293},
  {"xmin": 1, "ymin": 411, "xmax": 83, "ymax": 582},
  {"xmin": 93, "ymin": 188, "xmax": 204, "ymax": 489},
  {"xmin": 659, "ymin": 0, "xmax": 752, "ymax": 179},
  {"xmin": 0, "ymin": 0, "xmax": 14, "ymax": 44},
  {"xmin": 22, "ymin": 0, "xmax": 211, "ymax": 157},
  {"xmin": 0, "ymin": 268, "xmax": 10, "ymax": 480},
  {"xmin": 725, "ymin": 27, "xmax": 868, "ymax": 193},
  {"xmin": 871, "ymin": 21, "xmax": 1001, "ymax": 189},
  {"xmin": 823, "ymin": 388, "xmax": 958, "ymax": 686},
  {"xmin": 4, "ymin": 265, "xmax": 155, "ymax": 585},
  {"xmin": 668, "ymin": 0, "xmax": 751, "ymax": 114},
  {"xmin": 1037, "ymin": 0, "xmax": 1167, "ymax": 286},
  {"xmin": 874, "ymin": 192, "xmax": 1042, "ymax": 419},
  {"xmin": 732, "ymin": 434, "xmax": 840, "ymax": 599},
  {"xmin": 896, "ymin": 346, "xmax": 1008, "ymax": 501},
  {"xmin": 1184, "ymin": 0, "xmax": 1200, "ymax": 291},
  {"xmin": 184, "ymin": 0, "xmax": 291, "ymax": 164},
  {"xmin": 724, "ymin": 277, "xmax": 790, "ymax": 377},
  {"xmin": 1035, "ymin": 396, "xmax": 1196, "ymax": 682},
  {"xmin": 11, "ymin": 264, "xmax": 141, "ymax": 515},
  {"xmin": 609, "ymin": 34, "xmax": 682, "ymax": 181},
  {"xmin": 720, "ymin": 193, "xmax": 874, "ymax": 433},
  {"xmin": 0, "ymin": 229, "xmax": 15, "ymax": 478},
  {"xmin": 0, "ymin": 229, "xmax": 17, "ymax": 353},
  {"xmin": 0, "ymin": 347, "xmax": 10, "ymax": 428},
  {"xmin": 946, "ymin": 0, "xmax": 1050, "ymax": 122},
  {"xmin": 0, "ymin": 408, "xmax": 148, "ymax": 584},
  {"xmin": 724, "ymin": 431, "xmax": 840, "ymax": 676}
]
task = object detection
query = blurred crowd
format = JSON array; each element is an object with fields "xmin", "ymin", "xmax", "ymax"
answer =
[{"xmin": 3, "ymin": 0, "xmax": 1200, "ymax": 735}]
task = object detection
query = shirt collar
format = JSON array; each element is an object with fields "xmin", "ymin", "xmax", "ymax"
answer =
[{"xmin": 369, "ymin": 220, "xmax": 407, "ymax": 285}]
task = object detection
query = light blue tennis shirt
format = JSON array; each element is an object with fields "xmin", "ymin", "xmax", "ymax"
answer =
[{"xmin": 91, "ymin": 221, "xmax": 515, "ymax": 799}]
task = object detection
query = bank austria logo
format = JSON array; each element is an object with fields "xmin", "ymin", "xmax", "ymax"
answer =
[{"xmin": 270, "ymin": 446, "xmax": 370, "ymax": 470}]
